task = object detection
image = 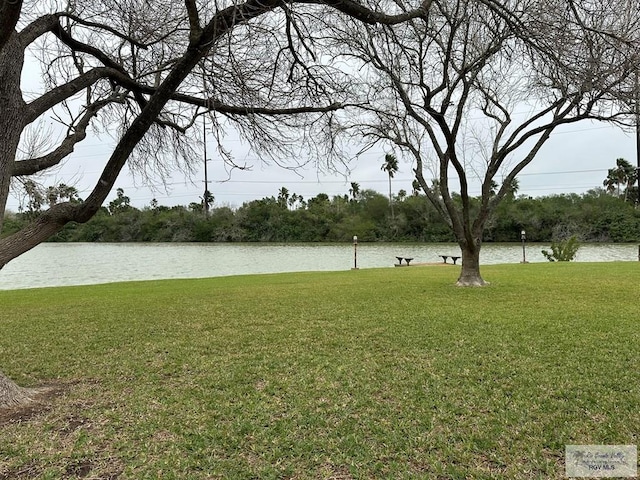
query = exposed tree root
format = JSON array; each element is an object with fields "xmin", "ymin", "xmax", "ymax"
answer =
[
  {"xmin": 456, "ymin": 276, "xmax": 490, "ymax": 287},
  {"xmin": 0, "ymin": 373, "xmax": 56, "ymax": 413},
  {"xmin": 0, "ymin": 374, "xmax": 33, "ymax": 409},
  {"xmin": 0, "ymin": 385, "xmax": 61, "ymax": 427}
]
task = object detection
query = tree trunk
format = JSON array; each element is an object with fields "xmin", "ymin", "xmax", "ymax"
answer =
[
  {"xmin": 0, "ymin": 32, "xmax": 26, "ymax": 233},
  {"xmin": 0, "ymin": 371, "xmax": 34, "ymax": 409},
  {"xmin": 0, "ymin": 33, "xmax": 34, "ymax": 410},
  {"xmin": 456, "ymin": 240, "xmax": 487, "ymax": 286}
]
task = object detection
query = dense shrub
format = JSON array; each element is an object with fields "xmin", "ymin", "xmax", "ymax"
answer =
[{"xmin": 3, "ymin": 189, "xmax": 639, "ymax": 243}]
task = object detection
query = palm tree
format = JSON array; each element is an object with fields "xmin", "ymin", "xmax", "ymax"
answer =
[
  {"xmin": 616, "ymin": 158, "xmax": 637, "ymax": 202},
  {"xmin": 289, "ymin": 193, "xmax": 299, "ymax": 210},
  {"xmin": 381, "ymin": 153, "xmax": 399, "ymax": 219},
  {"xmin": 489, "ymin": 180, "xmax": 499, "ymax": 196},
  {"xmin": 277, "ymin": 186, "xmax": 290, "ymax": 208},
  {"xmin": 348, "ymin": 181, "xmax": 360, "ymax": 201},
  {"xmin": 603, "ymin": 158, "xmax": 637, "ymax": 200},
  {"xmin": 430, "ymin": 178, "xmax": 441, "ymax": 197},
  {"xmin": 603, "ymin": 173, "xmax": 617, "ymax": 195},
  {"xmin": 507, "ymin": 177, "xmax": 520, "ymax": 197},
  {"xmin": 202, "ymin": 190, "xmax": 214, "ymax": 215},
  {"xmin": 411, "ymin": 179, "xmax": 421, "ymax": 196}
]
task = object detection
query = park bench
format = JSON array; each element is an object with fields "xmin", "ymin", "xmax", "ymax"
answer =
[
  {"xmin": 395, "ymin": 256, "xmax": 414, "ymax": 266},
  {"xmin": 439, "ymin": 255, "xmax": 461, "ymax": 265}
]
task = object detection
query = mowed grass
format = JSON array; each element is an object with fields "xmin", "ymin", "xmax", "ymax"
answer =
[{"xmin": 0, "ymin": 262, "xmax": 639, "ymax": 479}]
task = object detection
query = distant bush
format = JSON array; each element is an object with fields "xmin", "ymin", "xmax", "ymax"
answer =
[{"xmin": 541, "ymin": 236, "xmax": 580, "ymax": 262}]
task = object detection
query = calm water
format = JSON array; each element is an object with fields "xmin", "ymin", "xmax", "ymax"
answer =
[{"xmin": 0, "ymin": 242, "xmax": 637, "ymax": 290}]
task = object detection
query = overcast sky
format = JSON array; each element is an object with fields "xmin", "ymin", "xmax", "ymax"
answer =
[{"xmin": 6, "ymin": 116, "xmax": 637, "ymax": 212}]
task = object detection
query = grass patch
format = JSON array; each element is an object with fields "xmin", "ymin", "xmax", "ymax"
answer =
[{"xmin": 1, "ymin": 263, "xmax": 639, "ymax": 479}]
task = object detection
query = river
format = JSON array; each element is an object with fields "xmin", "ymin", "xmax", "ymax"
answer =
[{"xmin": 0, "ymin": 242, "xmax": 637, "ymax": 290}]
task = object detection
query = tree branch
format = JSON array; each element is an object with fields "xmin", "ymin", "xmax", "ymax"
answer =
[
  {"xmin": 298, "ymin": 0, "xmax": 432, "ymax": 25},
  {"xmin": 76, "ymin": 0, "xmax": 291, "ymax": 221},
  {"xmin": 17, "ymin": 14, "xmax": 59, "ymax": 47},
  {"xmin": 50, "ymin": 18, "xmax": 149, "ymax": 110},
  {"xmin": 13, "ymin": 98, "xmax": 121, "ymax": 176},
  {"xmin": 172, "ymin": 91, "xmax": 349, "ymax": 115},
  {"xmin": 184, "ymin": 0, "xmax": 202, "ymax": 43},
  {"xmin": 24, "ymin": 67, "xmax": 130, "ymax": 124},
  {"xmin": 57, "ymin": 12, "xmax": 149, "ymax": 49}
]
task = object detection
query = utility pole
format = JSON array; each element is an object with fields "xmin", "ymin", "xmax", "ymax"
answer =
[
  {"xmin": 635, "ymin": 71, "xmax": 639, "ymax": 261},
  {"xmin": 203, "ymin": 118, "xmax": 211, "ymax": 216},
  {"xmin": 635, "ymin": 71, "xmax": 640, "ymax": 206}
]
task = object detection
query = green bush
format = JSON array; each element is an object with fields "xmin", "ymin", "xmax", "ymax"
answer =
[{"xmin": 541, "ymin": 236, "xmax": 580, "ymax": 262}]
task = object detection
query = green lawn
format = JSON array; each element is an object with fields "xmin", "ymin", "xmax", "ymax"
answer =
[{"xmin": 1, "ymin": 263, "xmax": 638, "ymax": 479}]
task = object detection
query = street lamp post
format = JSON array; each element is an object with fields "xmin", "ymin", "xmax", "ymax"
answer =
[
  {"xmin": 352, "ymin": 235, "xmax": 359, "ymax": 270},
  {"xmin": 520, "ymin": 230, "xmax": 527, "ymax": 263}
]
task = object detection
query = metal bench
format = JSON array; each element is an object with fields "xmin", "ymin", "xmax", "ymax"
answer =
[
  {"xmin": 439, "ymin": 255, "xmax": 461, "ymax": 265},
  {"xmin": 395, "ymin": 257, "xmax": 414, "ymax": 266}
]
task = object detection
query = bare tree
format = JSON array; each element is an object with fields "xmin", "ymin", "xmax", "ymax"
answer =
[
  {"xmin": 0, "ymin": 0, "xmax": 430, "ymax": 407},
  {"xmin": 329, "ymin": 0, "xmax": 640, "ymax": 285}
]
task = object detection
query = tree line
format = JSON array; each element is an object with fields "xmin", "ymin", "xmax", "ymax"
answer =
[{"xmin": 3, "ymin": 185, "xmax": 639, "ymax": 244}]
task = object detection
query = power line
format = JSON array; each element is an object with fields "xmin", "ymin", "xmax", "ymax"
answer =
[{"xmin": 4, "ymin": 160, "xmax": 619, "ymax": 210}]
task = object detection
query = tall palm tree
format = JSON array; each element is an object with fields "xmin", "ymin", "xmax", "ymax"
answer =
[
  {"xmin": 616, "ymin": 158, "xmax": 637, "ymax": 202},
  {"xmin": 430, "ymin": 178, "xmax": 441, "ymax": 196},
  {"xmin": 508, "ymin": 177, "xmax": 520, "ymax": 197},
  {"xmin": 202, "ymin": 190, "xmax": 214, "ymax": 215},
  {"xmin": 490, "ymin": 178, "xmax": 519, "ymax": 199},
  {"xmin": 603, "ymin": 158, "xmax": 637, "ymax": 200},
  {"xmin": 349, "ymin": 181, "xmax": 360, "ymax": 201},
  {"xmin": 603, "ymin": 173, "xmax": 617, "ymax": 195},
  {"xmin": 289, "ymin": 193, "xmax": 299, "ymax": 210},
  {"xmin": 381, "ymin": 153, "xmax": 399, "ymax": 219},
  {"xmin": 277, "ymin": 186, "xmax": 290, "ymax": 208},
  {"xmin": 489, "ymin": 180, "xmax": 499, "ymax": 196},
  {"xmin": 411, "ymin": 179, "xmax": 421, "ymax": 196}
]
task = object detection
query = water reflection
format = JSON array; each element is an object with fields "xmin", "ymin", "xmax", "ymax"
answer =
[{"xmin": 0, "ymin": 242, "xmax": 637, "ymax": 290}]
